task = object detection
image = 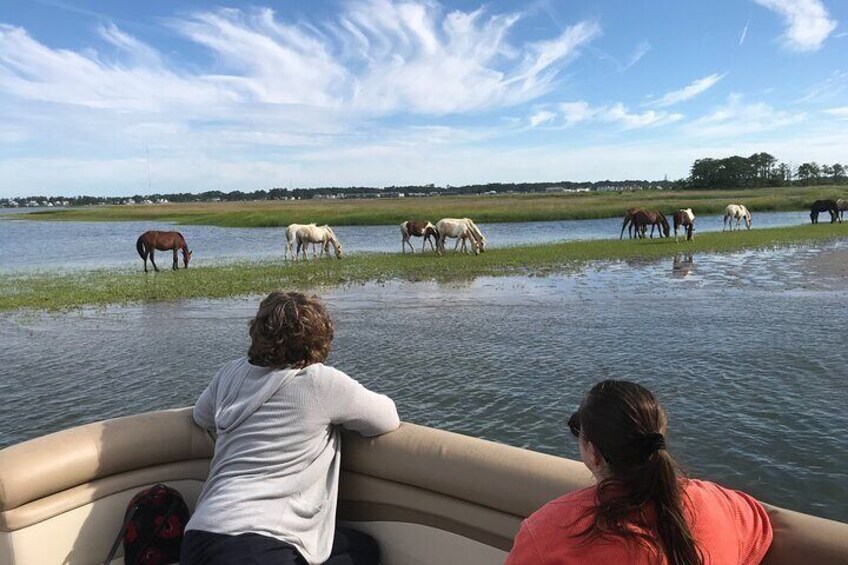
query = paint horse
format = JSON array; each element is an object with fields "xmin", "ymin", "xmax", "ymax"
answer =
[
  {"xmin": 435, "ymin": 218, "xmax": 485, "ymax": 255},
  {"xmin": 136, "ymin": 230, "xmax": 191, "ymax": 273},
  {"xmin": 672, "ymin": 208, "xmax": 695, "ymax": 241},
  {"xmin": 631, "ymin": 210, "xmax": 670, "ymax": 239},
  {"xmin": 295, "ymin": 224, "xmax": 343, "ymax": 260},
  {"xmin": 401, "ymin": 220, "xmax": 439, "ymax": 253},
  {"xmin": 810, "ymin": 199, "xmax": 840, "ymax": 224},
  {"xmin": 838, "ymin": 199, "xmax": 848, "ymax": 222},
  {"xmin": 619, "ymin": 207, "xmax": 644, "ymax": 239},
  {"xmin": 723, "ymin": 204, "xmax": 752, "ymax": 231}
]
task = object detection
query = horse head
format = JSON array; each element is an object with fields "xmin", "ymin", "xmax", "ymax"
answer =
[
  {"xmin": 182, "ymin": 248, "xmax": 192, "ymax": 268},
  {"xmin": 331, "ymin": 238, "xmax": 343, "ymax": 259},
  {"xmin": 659, "ymin": 213, "xmax": 671, "ymax": 238}
]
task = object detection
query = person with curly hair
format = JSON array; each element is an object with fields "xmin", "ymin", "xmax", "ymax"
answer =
[
  {"xmin": 505, "ymin": 380, "xmax": 773, "ymax": 565},
  {"xmin": 182, "ymin": 292, "xmax": 400, "ymax": 565}
]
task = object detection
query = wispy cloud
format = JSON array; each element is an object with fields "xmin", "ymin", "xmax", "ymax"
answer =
[
  {"xmin": 624, "ymin": 41, "xmax": 650, "ymax": 70},
  {"xmin": 688, "ymin": 94, "xmax": 805, "ymax": 137},
  {"xmin": 739, "ymin": 19, "xmax": 750, "ymax": 45},
  {"xmin": 530, "ymin": 101, "xmax": 683, "ymax": 130},
  {"xmin": 824, "ymin": 107, "xmax": 848, "ymax": 119},
  {"xmin": 646, "ymin": 73, "xmax": 726, "ymax": 107},
  {"xmin": 753, "ymin": 0, "xmax": 837, "ymax": 52},
  {"xmin": 796, "ymin": 70, "xmax": 848, "ymax": 104}
]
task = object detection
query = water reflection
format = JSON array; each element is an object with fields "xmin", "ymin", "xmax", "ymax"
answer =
[{"xmin": 672, "ymin": 253, "xmax": 695, "ymax": 278}]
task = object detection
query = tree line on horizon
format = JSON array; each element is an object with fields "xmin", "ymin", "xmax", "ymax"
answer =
[
  {"xmin": 689, "ymin": 152, "xmax": 847, "ymax": 189},
  {"xmin": 4, "ymin": 152, "xmax": 846, "ymax": 206}
]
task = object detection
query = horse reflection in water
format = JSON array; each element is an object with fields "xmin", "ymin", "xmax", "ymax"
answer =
[{"xmin": 672, "ymin": 253, "xmax": 695, "ymax": 278}]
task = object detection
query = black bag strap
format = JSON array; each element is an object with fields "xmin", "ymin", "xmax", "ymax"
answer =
[{"xmin": 103, "ymin": 501, "xmax": 140, "ymax": 565}]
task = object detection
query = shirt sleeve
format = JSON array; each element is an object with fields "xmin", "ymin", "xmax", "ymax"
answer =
[
  {"xmin": 193, "ymin": 373, "xmax": 218, "ymax": 432},
  {"xmin": 730, "ymin": 489, "xmax": 774, "ymax": 565},
  {"xmin": 505, "ymin": 520, "xmax": 545, "ymax": 565},
  {"xmin": 317, "ymin": 366, "xmax": 400, "ymax": 437}
]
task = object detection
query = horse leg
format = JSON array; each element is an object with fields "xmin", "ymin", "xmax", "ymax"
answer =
[
  {"xmin": 142, "ymin": 251, "xmax": 148, "ymax": 273},
  {"xmin": 172, "ymin": 248, "xmax": 179, "ymax": 270},
  {"xmin": 149, "ymin": 250, "xmax": 160, "ymax": 272}
]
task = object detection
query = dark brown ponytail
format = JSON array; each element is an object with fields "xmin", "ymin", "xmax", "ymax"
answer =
[{"xmin": 574, "ymin": 380, "xmax": 703, "ymax": 565}]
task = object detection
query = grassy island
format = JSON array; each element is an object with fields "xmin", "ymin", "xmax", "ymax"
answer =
[
  {"xmin": 18, "ymin": 185, "xmax": 848, "ymax": 228},
  {"xmin": 2, "ymin": 222, "xmax": 846, "ymax": 312}
]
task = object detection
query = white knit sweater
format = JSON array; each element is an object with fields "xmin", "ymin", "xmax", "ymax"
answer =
[{"xmin": 186, "ymin": 358, "xmax": 400, "ymax": 564}]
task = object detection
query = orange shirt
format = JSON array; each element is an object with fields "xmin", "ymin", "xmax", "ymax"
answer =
[{"xmin": 505, "ymin": 479, "xmax": 773, "ymax": 565}]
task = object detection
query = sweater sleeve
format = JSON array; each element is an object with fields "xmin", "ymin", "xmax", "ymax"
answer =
[
  {"xmin": 730, "ymin": 490, "xmax": 774, "ymax": 565},
  {"xmin": 193, "ymin": 372, "xmax": 218, "ymax": 432},
  {"xmin": 317, "ymin": 366, "xmax": 400, "ymax": 437}
]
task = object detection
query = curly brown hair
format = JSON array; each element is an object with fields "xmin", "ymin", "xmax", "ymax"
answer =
[{"xmin": 248, "ymin": 292, "xmax": 334, "ymax": 369}]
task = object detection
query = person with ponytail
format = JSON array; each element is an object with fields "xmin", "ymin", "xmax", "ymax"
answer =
[{"xmin": 505, "ymin": 380, "xmax": 773, "ymax": 565}]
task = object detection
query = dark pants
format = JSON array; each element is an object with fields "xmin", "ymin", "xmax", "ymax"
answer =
[{"xmin": 180, "ymin": 526, "xmax": 380, "ymax": 565}]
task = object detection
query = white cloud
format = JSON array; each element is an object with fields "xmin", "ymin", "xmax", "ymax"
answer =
[
  {"xmin": 547, "ymin": 101, "xmax": 683, "ymax": 130},
  {"xmin": 688, "ymin": 94, "xmax": 805, "ymax": 137},
  {"xmin": 624, "ymin": 41, "xmax": 651, "ymax": 70},
  {"xmin": 529, "ymin": 110, "xmax": 556, "ymax": 127},
  {"xmin": 739, "ymin": 20, "xmax": 750, "ymax": 45},
  {"xmin": 647, "ymin": 73, "xmax": 726, "ymax": 107},
  {"xmin": 824, "ymin": 107, "xmax": 848, "ymax": 119},
  {"xmin": 753, "ymin": 0, "xmax": 837, "ymax": 52}
]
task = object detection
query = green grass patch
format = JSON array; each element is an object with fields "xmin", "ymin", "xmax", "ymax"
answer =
[
  {"xmin": 17, "ymin": 185, "xmax": 848, "ymax": 227},
  {"xmin": 2, "ymin": 222, "xmax": 847, "ymax": 312}
]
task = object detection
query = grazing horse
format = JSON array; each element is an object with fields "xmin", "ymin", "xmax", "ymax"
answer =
[
  {"xmin": 619, "ymin": 207, "xmax": 644, "ymax": 239},
  {"xmin": 435, "ymin": 218, "xmax": 485, "ymax": 255},
  {"xmin": 631, "ymin": 210, "xmax": 670, "ymax": 239},
  {"xmin": 672, "ymin": 208, "xmax": 695, "ymax": 242},
  {"xmin": 810, "ymin": 199, "xmax": 840, "ymax": 224},
  {"xmin": 837, "ymin": 199, "xmax": 848, "ymax": 221},
  {"xmin": 401, "ymin": 220, "xmax": 439, "ymax": 253},
  {"xmin": 285, "ymin": 223, "xmax": 326, "ymax": 260},
  {"xmin": 295, "ymin": 225, "xmax": 343, "ymax": 260},
  {"xmin": 136, "ymin": 230, "xmax": 191, "ymax": 273},
  {"xmin": 723, "ymin": 204, "xmax": 752, "ymax": 231}
]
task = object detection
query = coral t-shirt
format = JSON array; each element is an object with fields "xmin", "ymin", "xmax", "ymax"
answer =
[{"xmin": 505, "ymin": 479, "xmax": 773, "ymax": 565}]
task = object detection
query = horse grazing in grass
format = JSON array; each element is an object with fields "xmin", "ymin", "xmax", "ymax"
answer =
[
  {"xmin": 632, "ymin": 210, "xmax": 670, "ymax": 239},
  {"xmin": 837, "ymin": 199, "xmax": 848, "ymax": 221},
  {"xmin": 136, "ymin": 231, "xmax": 191, "ymax": 273},
  {"xmin": 620, "ymin": 207, "xmax": 644, "ymax": 239},
  {"xmin": 284, "ymin": 223, "xmax": 326, "ymax": 260},
  {"xmin": 401, "ymin": 220, "xmax": 439, "ymax": 253},
  {"xmin": 295, "ymin": 225, "xmax": 342, "ymax": 260},
  {"xmin": 435, "ymin": 218, "xmax": 485, "ymax": 255},
  {"xmin": 810, "ymin": 199, "xmax": 840, "ymax": 224},
  {"xmin": 673, "ymin": 208, "xmax": 695, "ymax": 242},
  {"xmin": 723, "ymin": 204, "xmax": 752, "ymax": 231}
]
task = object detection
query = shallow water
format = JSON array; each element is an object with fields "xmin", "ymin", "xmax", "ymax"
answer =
[
  {"xmin": 1, "ymin": 241, "xmax": 846, "ymax": 521},
  {"xmin": 0, "ymin": 210, "xmax": 808, "ymax": 272}
]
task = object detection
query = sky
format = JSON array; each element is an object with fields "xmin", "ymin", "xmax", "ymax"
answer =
[{"xmin": 0, "ymin": 0, "xmax": 846, "ymax": 197}]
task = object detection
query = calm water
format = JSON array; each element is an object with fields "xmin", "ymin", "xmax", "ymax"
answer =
[
  {"xmin": 0, "ymin": 210, "xmax": 808, "ymax": 272},
  {"xmin": 1, "ymin": 241, "xmax": 846, "ymax": 521}
]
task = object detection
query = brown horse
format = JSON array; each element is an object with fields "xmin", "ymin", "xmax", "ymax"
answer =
[
  {"xmin": 810, "ymin": 199, "xmax": 840, "ymax": 224},
  {"xmin": 136, "ymin": 231, "xmax": 192, "ymax": 272},
  {"xmin": 400, "ymin": 220, "xmax": 439, "ymax": 253},
  {"xmin": 672, "ymin": 208, "xmax": 695, "ymax": 241},
  {"xmin": 619, "ymin": 207, "xmax": 644, "ymax": 239},
  {"xmin": 632, "ymin": 210, "xmax": 670, "ymax": 239}
]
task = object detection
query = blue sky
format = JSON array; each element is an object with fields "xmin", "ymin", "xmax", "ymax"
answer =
[{"xmin": 0, "ymin": 0, "xmax": 846, "ymax": 197}]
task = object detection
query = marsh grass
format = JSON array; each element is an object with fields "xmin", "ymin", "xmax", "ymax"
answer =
[
  {"xmin": 21, "ymin": 185, "xmax": 848, "ymax": 227},
  {"xmin": 2, "ymin": 222, "xmax": 847, "ymax": 312}
]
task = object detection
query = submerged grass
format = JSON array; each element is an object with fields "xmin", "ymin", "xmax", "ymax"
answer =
[
  {"xmin": 2, "ymin": 222, "xmax": 847, "ymax": 312},
  {"xmin": 19, "ymin": 185, "xmax": 848, "ymax": 227}
]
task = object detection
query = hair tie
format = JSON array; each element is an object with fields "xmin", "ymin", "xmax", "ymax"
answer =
[{"xmin": 644, "ymin": 432, "xmax": 666, "ymax": 454}]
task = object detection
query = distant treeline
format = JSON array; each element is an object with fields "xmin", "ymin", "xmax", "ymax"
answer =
[
  {"xmin": 3, "ymin": 179, "xmax": 676, "ymax": 207},
  {"xmin": 689, "ymin": 152, "xmax": 847, "ymax": 189}
]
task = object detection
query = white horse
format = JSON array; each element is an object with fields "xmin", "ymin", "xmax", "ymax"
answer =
[
  {"xmin": 435, "ymin": 218, "xmax": 486, "ymax": 255},
  {"xmin": 295, "ymin": 225, "xmax": 343, "ymax": 260},
  {"xmin": 837, "ymin": 199, "xmax": 848, "ymax": 222},
  {"xmin": 285, "ymin": 223, "xmax": 322, "ymax": 260},
  {"xmin": 723, "ymin": 204, "xmax": 752, "ymax": 231}
]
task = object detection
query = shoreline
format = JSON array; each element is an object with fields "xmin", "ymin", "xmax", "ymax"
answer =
[{"xmin": 2, "ymin": 223, "xmax": 847, "ymax": 312}]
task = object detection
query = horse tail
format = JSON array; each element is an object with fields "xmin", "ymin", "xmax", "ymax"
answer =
[{"xmin": 136, "ymin": 235, "xmax": 147, "ymax": 259}]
